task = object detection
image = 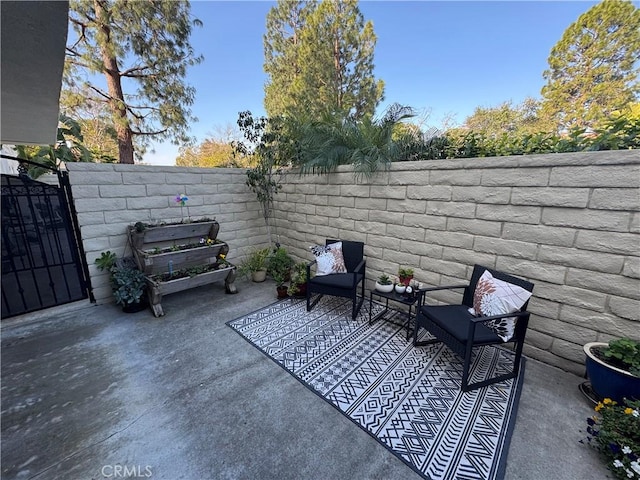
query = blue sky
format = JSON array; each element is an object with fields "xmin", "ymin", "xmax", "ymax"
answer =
[{"xmin": 146, "ymin": 0, "xmax": 600, "ymax": 165}]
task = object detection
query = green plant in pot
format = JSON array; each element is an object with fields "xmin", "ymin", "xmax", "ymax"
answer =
[
  {"xmin": 288, "ymin": 262, "xmax": 309, "ymax": 298},
  {"xmin": 238, "ymin": 246, "xmax": 270, "ymax": 282},
  {"xmin": 375, "ymin": 274, "xmax": 394, "ymax": 293},
  {"xmin": 267, "ymin": 246, "xmax": 294, "ymax": 298},
  {"xmin": 583, "ymin": 337, "xmax": 640, "ymax": 405},
  {"xmin": 398, "ymin": 267, "xmax": 414, "ymax": 286},
  {"xmin": 95, "ymin": 251, "xmax": 148, "ymax": 312}
]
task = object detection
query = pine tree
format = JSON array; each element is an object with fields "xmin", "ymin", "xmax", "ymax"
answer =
[
  {"xmin": 263, "ymin": 0, "xmax": 316, "ymax": 118},
  {"xmin": 64, "ymin": 0, "xmax": 202, "ymax": 163},
  {"xmin": 541, "ymin": 0, "xmax": 640, "ymax": 131},
  {"xmin": 263, "ymin": 0, "xmax": 384, "ymax": 120}
]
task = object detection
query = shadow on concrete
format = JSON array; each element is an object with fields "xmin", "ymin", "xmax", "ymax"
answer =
[{"xmin": 1, "ymin": 279, "xmax": 609, "ymax": 479}]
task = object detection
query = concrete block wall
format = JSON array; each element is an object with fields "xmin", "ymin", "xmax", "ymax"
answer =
[
  {"xmin": 272, "ymin": 150, "xmax": 640, "ymax": 374},
  {"xmin": 66, "ymin": 163, "xmax": 268, "ymax": 304}
]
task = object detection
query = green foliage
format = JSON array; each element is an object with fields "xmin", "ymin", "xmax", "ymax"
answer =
[
  {"xmin": 233, "ymin": 111, "xmax": 290, "ymax": 244},
  {"xmin": 541, "ymin": 0, "xmax": 640, "ymax": 131},
  {"xmin": 398, "ymin": 267, "xmax": 414, "ymax": 278},
  {"xmin": 94, "ymin": 251, "xmax": 117, "ymax": 272},
  {"xmin": 584, "ymin": 398, "xmax": 640, "ymax": 480},
  {"xmin": 463, "ymin": 98, "xmax": 551, "ymax": 137},
  {"xmin": 111, "ymin": 267, "xmax": 146, "ymax": 306},
  {"xmin": 95, "ymin": 252, "xmax": 146, "ymax": 306},
  {"xmin": 603, "ymin": 338, "xmax": 640, "ymax": 377},
  {"xmin": 263, "ymin": 0, "xmax": 316, "ymax": 118},
  {"xmin": 377, "ymin": 274, "xmax": 392, "ymax": 285},
  {"xmin": 238, "ymin": 247, "xmax": 271, "ymax": 277},
  {"xmin": 14, "ymin": 114, "xmax": 95, "ymax": 178},
  {"xmin": 266, "ymin": 247, "xmax": 294, "ymax": 286},
  {"xmin": 176, "ymin": 139, "xmax": 244, "ymax": 168},
  {"xmin": 287, "ymin": 262, "xmax": 309, "ymax": 296},
  {"xmin": 65, "ymin": 0, "xmax": 203, "ymax": 163},
  {"xmin": 264, "ymin": 0, "xmax": 384, "ymax": 120},
  {"xmin": 297, "ymin": 103, "xmax": 414, "ymax": 179}
]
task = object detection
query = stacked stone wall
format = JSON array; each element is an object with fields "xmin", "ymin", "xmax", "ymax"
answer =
[
  {"xmin": 66, "ymin": 163, "xmax": 267, "ymax": 304},
  {"xmin": 66, "ymin": 151, "xmax": 639, "ymax": 374},
  {"xmin": 272, "ymin": 150, "xmax": 639, "ymax": 374}
]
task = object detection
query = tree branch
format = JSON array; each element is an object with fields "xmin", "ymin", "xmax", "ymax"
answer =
[{"xmin": 130, "ymin": 128, "xmax": 169, "ymax": 136}]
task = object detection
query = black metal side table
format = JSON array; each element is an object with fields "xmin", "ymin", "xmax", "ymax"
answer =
[{"xmin": 369, "ymin": 288, "xmax": 419, "ymax": 341}]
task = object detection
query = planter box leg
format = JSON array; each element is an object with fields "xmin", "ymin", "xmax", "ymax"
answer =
[
  {"xmin": 225, "ymin": 269, "xmax": 237, "ymax": 294},
  {"xmin": 149, "ymin": 289, "xmax": 164, "ymax": 317}
]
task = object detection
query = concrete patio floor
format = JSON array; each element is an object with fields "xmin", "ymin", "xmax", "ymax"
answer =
[{"xmin": 1, "ymin": 279, "xmax": 610, "ymax": 480}]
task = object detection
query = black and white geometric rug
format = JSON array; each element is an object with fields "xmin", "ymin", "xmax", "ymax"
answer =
[{"xmin": 227, "ymin": 296, "xmax": 524, "ymax": 480}]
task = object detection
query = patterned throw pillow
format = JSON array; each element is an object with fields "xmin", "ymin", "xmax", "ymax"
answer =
[
  {"xmin": 310, "ymin": 242, "xmax": 347, "ymax": 276},
  {"xmin": 468, "ymin": 270, "xmax": 532, "ymax": 342}
]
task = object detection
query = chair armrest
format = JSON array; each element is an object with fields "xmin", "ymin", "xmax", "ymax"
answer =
[
  {"xmin": 419, "ymin": 284, "xmax": 468, "ymax": 293},
  {"xmin": 306, "ymin": 260, "xmax": 317, "ymax": 282},
  {"xmin": 353, "ymin": 259, "xmax": 366, "ymax": 274},
  {"xmin": 416, "ymin": 283, "xmax": 469, "ymax": 309},
  {"xmin": 351, "ymin": 259, "xmax": 366, "ymax": 287}
]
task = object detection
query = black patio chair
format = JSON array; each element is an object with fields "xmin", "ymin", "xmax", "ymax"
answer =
[
  {"xmin": 306, "ymin": 239, "xmax": 366, "ymax": 320},
  {"xmin": 413, "ymin": 264, "xmax": 534, "ymax": 392}
]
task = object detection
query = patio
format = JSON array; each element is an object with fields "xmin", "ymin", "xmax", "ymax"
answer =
[{"xmin": 1, "ymin": 279, "xmax": 609, "ymax": 480}]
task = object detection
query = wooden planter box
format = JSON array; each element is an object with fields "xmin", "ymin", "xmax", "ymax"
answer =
[
  {"xmin": 146, "ymin": 266, "xmax": 237, "ymax": 317},
  {"xmin": 135, "ymin": 243, "xmax": 229, "ymax": 275},
  {"xmin": 129, "ymin": 221, "xmax": 220, "ymax": 251},
  {"xmin": 128, "ymin": 220, "xmax": 237, "ymax": 317}
]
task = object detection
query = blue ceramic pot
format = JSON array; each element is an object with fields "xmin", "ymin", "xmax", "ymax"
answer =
[{"xmin": 584, "ymin": 342, "xmax": 640, "ymax": 404}]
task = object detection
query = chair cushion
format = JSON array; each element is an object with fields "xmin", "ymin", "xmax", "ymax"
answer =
[
  {"xmin": 468, "ymin": 270, "xmax": 532, "ymax": 341},
  {"xmin": 309, "ymin": 272, "xmax": 362, "ymax": 289},
  {"xmin": 310, "ymin": 242, "xmax": 347, "ymax": 276},
  {"xmin": 421, "ymin": 304, "xmax": 502, "ymax": 344}
]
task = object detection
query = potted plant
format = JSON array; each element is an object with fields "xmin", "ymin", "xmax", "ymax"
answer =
[
  {"xmin": 95, "ymin": 251, "xmax": 148, "ymax": 313},
  {"xmin": 398, "ymin": 267, "xmax": 414, "ymax": 286},
  {"xmin": 375, "ymin": 274, "xmax": 394, "ymax": 293},
  {"xmin": 288, "ymin": 262, "xmax": 309, "ymax": 298},
  {"xmin": 583, "ymin": 397, "xmax": 640, "ymax": 480},
  {"xmin": 583, "ymin": 338, "xmax": 640, "ymax": 404},
  {"xmin": 394, "ymin": 282, "xmax": 406, "ymax": 294},
  {"xmin": 267, "ymin": 246, "xmax": 294, "ymax": 298},
  {"xmin": 238, "ymin": 246, "xmax": 270, "ymax": 282}
]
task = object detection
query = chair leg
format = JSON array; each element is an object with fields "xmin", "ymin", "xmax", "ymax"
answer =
[
  {"xmin": 307, "ymin": 292, "xmax": 322, "ymax": 312},
  {"xmin": 461, "ymin": 341, "xmax": 475, "ymax": 392},
  {"xmin": 352, "ymin": 293, "xmax": 364, "ymax": 319}
]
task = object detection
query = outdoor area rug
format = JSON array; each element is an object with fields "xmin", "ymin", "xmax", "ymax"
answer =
[{"xmin": 226, "ymin": 296, "xmax": 524, "ymax": 480}]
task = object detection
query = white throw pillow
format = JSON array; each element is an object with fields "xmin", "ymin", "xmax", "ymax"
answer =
[
  {"xmin": 468, "ymin": 270, "xmax": 532, "ymax": 342},
  {"xmin": 310, "ymin": 242, "xmax": 347, "ymax": 276}
]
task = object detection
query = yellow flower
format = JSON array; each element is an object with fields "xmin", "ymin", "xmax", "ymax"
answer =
[
  {"xmin": 219, "ymin": 254, "xmax": 226, "ymax": 259},
  {"xmin": 595, "ymin": 402, "xmax": 603, "ymax": 412},
  {"xmin": 206, "ymin": 238, "xmax": 214, "ymax": 246},
  {"xmin": 625, "ymin": 407, "xmax": 634, "ymax": 415},
  {"xmin": 603, "ymin": 398, "xmax": 613, "ymax": 404}
]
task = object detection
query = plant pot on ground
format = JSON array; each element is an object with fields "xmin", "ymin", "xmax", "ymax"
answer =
[
  {"xmin": 238, "ymin": 246, "xmax": 270, "ymax": 283},
  {"xmin": 95, "ymin": 251, "xmax": 148, "ymax": 313},
  {"xmin": 267, "ymin": 246, "xmax": 294, "ymax": 298},
  {"xmin": 288, "ymin": 262, "xmax": 309, "ymax": 298},
  {"xmin": 583, "ymin": 338, "xmax": 640, "ymax": 404}
]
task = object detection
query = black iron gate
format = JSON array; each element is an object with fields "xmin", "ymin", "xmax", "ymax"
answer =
[{"xmin": 1, "ymin": 156, "xmax": 93, "ymax": 318}]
